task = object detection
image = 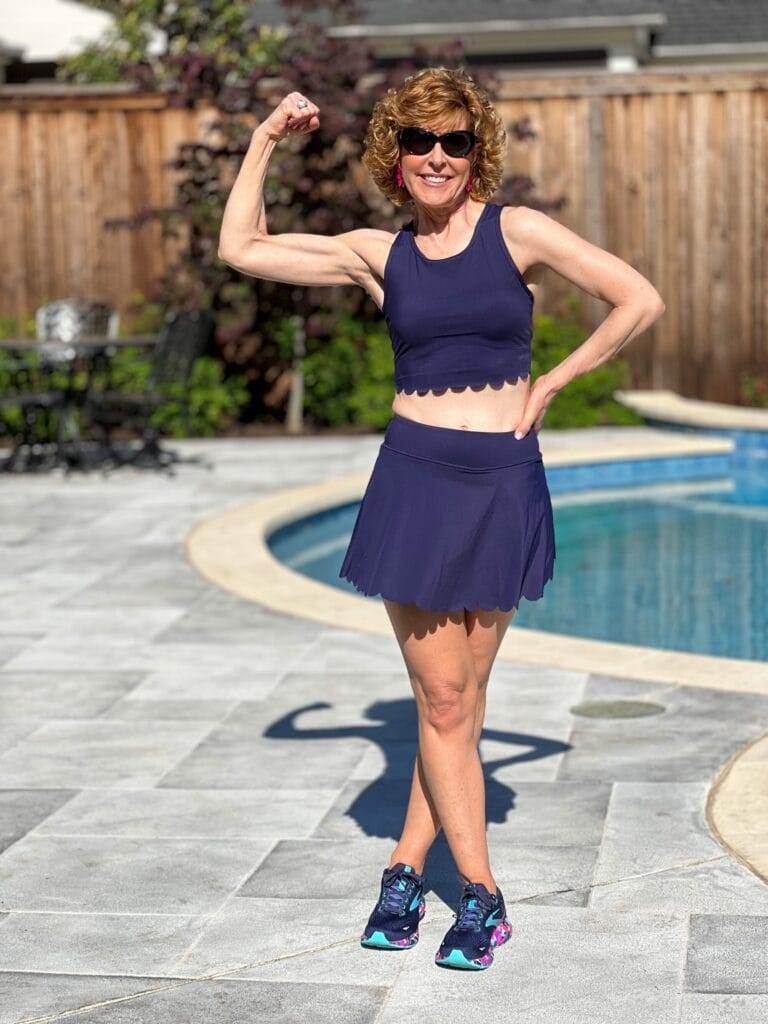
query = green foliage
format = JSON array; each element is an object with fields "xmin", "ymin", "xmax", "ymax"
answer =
[
  {"xmin": 0, "ymin": 314, "xmax": 50, "ymax": 440},
  {"xmin": 0, "ymin": 346, "xmax": 76, "ymax": 442},
  {"xmin": 531, "ymin": 298, "xmax": 644, "ymax": 427},
  {"xmin": 301, "ymin": 313, "xmax": 395, "ymax": 429},
  {"xmin": 97, "ymin": 345, "xmax": 251, "ymax": 437},
  {"xmin": 738, "ymin": 369, "xmax": 768, "ymax": 409},
  {"xmin": 0, "ymin": 311, "xmax": 35, "ymax": 339},
  {"xmin": 0, "ymin": 350, "xmax": 27, "ymax": 436},
  {"xmin": 57, "ymin": 1, "xmax": 157, "ymax": 83},
  {"xmin": 154, "ymin": 354, "xmax": 250, "ymax": 437},
  {"xmin": 119, "ymin": 291, "xmax": 168, "ymax": 336},
  {"xmin": 58, "ymin": 1, "xmax": 284, "ymax": 88}
]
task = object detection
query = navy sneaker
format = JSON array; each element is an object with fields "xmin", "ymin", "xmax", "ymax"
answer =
[
  {"xmin": 435, "ymin": 880, "xmax": 512, "ymax": 970},
  {"xmin": 360, "ymin": 862, "xmax": 426, "ymax": 950}
]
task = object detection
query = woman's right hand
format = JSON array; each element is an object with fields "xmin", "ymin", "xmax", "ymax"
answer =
[{"xmin": 260, "ymin": 92, "xmax": 320, "ymax": 142}]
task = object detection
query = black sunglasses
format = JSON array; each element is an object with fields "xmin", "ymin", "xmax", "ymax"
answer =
[{"xmin": 397, "ymin": 126, "xmax": 477, "ymax": 159}]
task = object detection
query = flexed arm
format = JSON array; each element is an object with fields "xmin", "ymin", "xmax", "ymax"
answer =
[{"xmin": 217, "ymin": 91, "xmax": 373, "ymax": 290}]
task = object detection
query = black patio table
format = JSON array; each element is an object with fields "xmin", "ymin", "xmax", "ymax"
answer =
[{"xmin": 0, "ymin": 334, "xmax": 161, "ymax": 472}]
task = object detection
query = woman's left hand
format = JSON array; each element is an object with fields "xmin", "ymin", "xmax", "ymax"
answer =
[{"xmin": 514, "ymin": 374, "xmax": 561, "ymax": 438}]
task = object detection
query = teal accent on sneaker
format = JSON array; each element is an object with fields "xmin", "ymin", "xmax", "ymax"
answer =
[
  {"xmin": 409, "ymin": 893, "xmax": 421, "ymax": 911},
  {"xmin": 485, "ymin": 907, "xmax": 504, "ymax": 926},
  {"xmin": 361, "ymin": 930, "xmax": 414, "ymax": 950},
  {"xmin": 436, "ymin": 948, "xmax": 487, "ymax": 970}
]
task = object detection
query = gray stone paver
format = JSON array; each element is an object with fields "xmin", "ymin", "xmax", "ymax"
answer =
[
  {"xmin": 0, "ymin": 430, "xmax": 767, "ymax": 1023},
  {"xmin": 680, "ymin": 994, "xmax": 768, "ymax": 1023},
  {"xmin": 686, "ymin": 915, "xmax": 768, "ymax": 993},
  {"xmin": 379, "ymin": 906, "xmax": 690, "ymax": 1024},
  {"xmin": 0, "ymin": 833, "xmax": 274, "ymax": 914}
]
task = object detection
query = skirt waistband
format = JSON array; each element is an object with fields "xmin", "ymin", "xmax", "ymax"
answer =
[{"xmin": 382, "ymin": 412, "xmax": 542, "ymax": 471}]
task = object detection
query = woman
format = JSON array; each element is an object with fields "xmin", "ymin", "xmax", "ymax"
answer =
[{"xmin": 218, "ymin": 67, "xmax": 665, "ymax": 971}]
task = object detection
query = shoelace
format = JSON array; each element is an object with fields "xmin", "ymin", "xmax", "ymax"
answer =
[
  {"xmin": 379, "ymin": 870, "xmax": 418, "ymax": 915},
  {"xmin": 455, "ymin": 888, "xmax": 494, "ymax": 931}
]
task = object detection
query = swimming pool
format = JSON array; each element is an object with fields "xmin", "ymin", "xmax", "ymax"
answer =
[{"xmin": 268, "ymin": 452, "xmax": 767, "ymax": 662}]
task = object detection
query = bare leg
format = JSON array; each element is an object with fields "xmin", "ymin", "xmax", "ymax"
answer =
[{"xmin": 384, "ymin": 601, "xmax": 515, "ymax": 891}]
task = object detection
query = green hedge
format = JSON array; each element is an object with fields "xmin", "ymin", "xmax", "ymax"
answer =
[{"xmin": 530, "ymin": 305, "xmax": 644, "ymax": 428}]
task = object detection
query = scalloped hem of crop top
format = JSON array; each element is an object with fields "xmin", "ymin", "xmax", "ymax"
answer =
[{"xmin": 395, "ymin": 371, "xmax": 530, "ymax": 396}]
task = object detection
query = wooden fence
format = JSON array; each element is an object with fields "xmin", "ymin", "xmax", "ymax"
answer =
[{"xmin": 1, "ymin": 66, "xmax": 766, "ymax": 402}]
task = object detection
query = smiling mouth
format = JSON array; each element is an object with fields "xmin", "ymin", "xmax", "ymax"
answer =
[{"xmin": 419, "ymin": 174, "xmax": 452, "ymax": 186}]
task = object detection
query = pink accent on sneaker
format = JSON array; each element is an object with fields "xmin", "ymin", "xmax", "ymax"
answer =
[
  {"xmin": 491, "ymin": 920, "xmax": 513, "ymax": 946},
  {"xmin": 474, "ymin": 920, "xmax": 512, "ymax": 967}
]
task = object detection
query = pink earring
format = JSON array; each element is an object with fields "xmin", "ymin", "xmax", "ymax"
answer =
[
  {"xmin": 395, "ymin": 163, "xmax": 404, "ymax": 188},
  {"xmin": 465, "ymin": 174, "xmax": 473, "ymax": 193}
]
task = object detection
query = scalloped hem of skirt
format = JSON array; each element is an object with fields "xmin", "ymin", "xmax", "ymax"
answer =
[
  {"xmin": 338, "ymin": 557, "xmax": 555, "ymax": 614},
  {"xmin": 395, "ymin": 371, "xmax": 530, "ymax": 397}
]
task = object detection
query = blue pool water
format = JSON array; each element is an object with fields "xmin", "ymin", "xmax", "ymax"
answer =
[{"xmin": 268, "ymin": 458, "xmax": 768, "ymax": 662}]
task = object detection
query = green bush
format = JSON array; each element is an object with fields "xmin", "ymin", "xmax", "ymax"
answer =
[
  {"xmin": 531, "ymin": 300, "xmax": 644, "ymax": 428},
  {"xmin": 119, "ymin": 290, "xmax": 168, "ymax": 337},
  {"xmin": 155, "ymin": 355, "xmax": 250, "ymax": 437},
  {"xmin": 294, "ymin": 312, "xmax": 397, "ymax": 431},
  {"xmin": 738, "ymin": 369, "xmax": 768, "ymax": 409},
  {"xmin": 90, "ymin": 345, "xmax": 250, "ymax": 438},
  {"xmin": 0, "ymin": 344, "xmax": 71, "ymax": 443}
]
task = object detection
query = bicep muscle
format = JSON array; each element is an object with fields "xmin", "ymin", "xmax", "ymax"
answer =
[{"xmin": 218, "ymin": 229, "xmax": 372, "ymax": 289}]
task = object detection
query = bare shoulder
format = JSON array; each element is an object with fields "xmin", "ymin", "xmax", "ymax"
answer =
[
  {"xmin": 500, "ymin": 204, "xmax": 601, "ymax": 275},
  {"xmin": 499, "ymin": 204, "xmax": 560, "ymax": 259},
  {"xmin": 338, "ymin": 226, "xmax": 401, "ymax": 311},
  {"xmin": 496, "ymin": 204, "xmax": 553, "ymax": 284},
  {"xmin": 337, "ymin": 227, "xmax": 400, "ymax": 280}
]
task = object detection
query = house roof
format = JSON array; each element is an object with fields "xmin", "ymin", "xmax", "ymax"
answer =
[{"xmin": 250, "ymin": 1, "xmax": 768, "ymax": 47}]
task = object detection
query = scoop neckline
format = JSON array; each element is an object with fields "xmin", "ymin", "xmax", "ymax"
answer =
[{"xmin": 408, "ymin": 202, "xmax": 492, "ymax": 263}]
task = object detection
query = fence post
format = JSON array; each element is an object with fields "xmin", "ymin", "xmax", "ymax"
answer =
[{"xmin": 285, "ymin": 314, "xmax": 305, "ymax": 434}]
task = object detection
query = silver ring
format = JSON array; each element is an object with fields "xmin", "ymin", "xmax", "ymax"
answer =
[{"xmin": 297, "ymin": 100, "xmax": 308, "ymax": 109}]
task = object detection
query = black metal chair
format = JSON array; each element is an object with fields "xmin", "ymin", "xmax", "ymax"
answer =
[
  {"xmin": 0, "ymin": 298, "xmax": 120, "ymax": 473},
  {"xmin": 84, "ymin": 308, "xmax": 215, "ymax": 475}
]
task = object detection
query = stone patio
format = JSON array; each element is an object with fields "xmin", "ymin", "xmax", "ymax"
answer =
[{"xmin": 0, "ymin": 431, "xmax": 767, "ymax": 1023}]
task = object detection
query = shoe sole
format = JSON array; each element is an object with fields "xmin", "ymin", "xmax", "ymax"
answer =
[
  {"xmin": 361, "ymin": 897, "xmax": 426, "ymax": 950},
  {"xmin": 435, "ymin": 919, "xmax": 512, "ymax": 970}
]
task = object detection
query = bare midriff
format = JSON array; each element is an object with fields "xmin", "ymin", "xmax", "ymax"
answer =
[{"xmin": 391, "ymin": 375, "xmax": 530, "ymax": 433}]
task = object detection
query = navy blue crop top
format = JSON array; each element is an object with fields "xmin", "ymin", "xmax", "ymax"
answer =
[{"xmin": 382, "ymin": 202, "xmax": 534, "ymax": 395}]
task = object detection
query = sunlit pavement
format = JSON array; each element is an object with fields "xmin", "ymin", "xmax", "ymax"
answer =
[{"xmin": 0, "ymin": 432, "xmax": 767, "ymax": 1024}]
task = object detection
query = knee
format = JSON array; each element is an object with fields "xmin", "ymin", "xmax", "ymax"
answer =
[{"xmin": 415, "ymin": 676, "xmax": 477, "ymax": 735}]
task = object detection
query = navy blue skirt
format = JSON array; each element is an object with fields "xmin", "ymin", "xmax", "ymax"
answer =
[{"xmin": 338, "ymin": 412, "xmax": 556, "ymax": 613}]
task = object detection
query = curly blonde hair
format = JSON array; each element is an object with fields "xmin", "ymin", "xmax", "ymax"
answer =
[{"xmin": 362, "ymin": 66, "xmax": 508, "ymax": 208}]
